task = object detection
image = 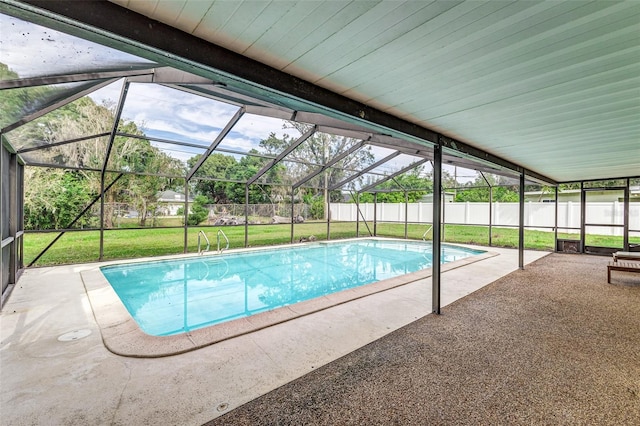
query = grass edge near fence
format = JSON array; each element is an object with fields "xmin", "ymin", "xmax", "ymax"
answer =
[{"xmin": 22, "ymin": 222, "xmax": 639, "ymax": 267}]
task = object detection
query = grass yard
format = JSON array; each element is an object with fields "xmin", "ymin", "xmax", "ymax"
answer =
[{"xmin": 23, "ymin": 222, "xmax": 639, "ymax": 266}]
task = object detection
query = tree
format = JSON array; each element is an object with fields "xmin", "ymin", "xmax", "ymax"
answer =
[
  {"xmin": 225, "ymin": 151, "xmax": 275, "ymax": 204},
  {"xmin": 358, "ymin": 168, "xmax": 433, "ymax": 203},
  {"xmin": 15, "ymin": 90, "xmax": 184, "ymax": 229},
  {"xmin": 259, "ymin": 122, "xmax": 375, "ymax": 217},
  {"xmin": 454, "ymin": 172, "xmax": 519, "ymax": 202},
  {"xmin": 186, "ymin": 195, "xmax": 209, "ymax": 225},
  {"xmin": 23, "ymin": 169, "xmax": 93, "ymax": 229},
  {"xmin": 189, "ymin": 153, "xmax": 237, "ymax": 204}
]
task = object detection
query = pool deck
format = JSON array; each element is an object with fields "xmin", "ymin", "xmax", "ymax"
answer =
[{"xmin": 1, "ymin": 243, "xmax": 548, "ymax": 425}]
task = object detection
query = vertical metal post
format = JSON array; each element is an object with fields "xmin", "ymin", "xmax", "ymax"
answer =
[
  {"xmin": 355, "ymin": 192, "xmax": 360, "ymax": 238},
  {"xmin": 554, "ymin": 186, "xmax": 558, "ymax": 251},
  {"xmin": 244, "ymin": 185, "xmax": 249, "ymax": 248},
  {"xmin": 0, "ymin": 148, "xmax": 4, "ymax": 290},
  {"xmin": 100, "ymin": 81, "xmax": 130, "ymax": 261},
  {"xmin": 8, "ymin": 153, "xmax": 17, "ymax": 283},
  {"xmin": 580, "ymin": 181, "xmax": 586, "ymax": 253},
  {"xmin": 404, "ymin": 191, "xmax": 408, "ymax": 239},
  {"xmin": 0, "ymin": 147, "xmax": 3, "ymax": 291},
  {"xmin": 519, "ymin": 173, "xmax": 525, "ymax": 269},
  {"xmin": 373, "ymin": 192, "xmax": 378, "ymax": 236},
  {"xmin": 624, "ymin": 178, "xmax": 630, "ymax": 251},
  {"xmin": 290, "ymin": 188, "xmax": 295, "ymax": 243},
  {"xmin": 18, "ymin": 162, "xmax": 24, "ymax": 270},
  {"xmin": 432, "ymin": 142, "xmax": 442, "ymax": 315},
  {"xmin": 183, "ymin": 181, "xmax": 189, "ymax": 253},
  {"xmin": 488, "ymin": 185, "xmax": 493, "ymax": 246},
  {"xmin": 326, "ymin": 196, "xmax": 331, "ymax": 241},
  {"xmin": 441, "ymin": 190, "xmax": 446, "ymax": 242}
]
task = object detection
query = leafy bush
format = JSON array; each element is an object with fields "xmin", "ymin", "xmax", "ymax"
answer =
[
  {"xmin": 309, "ymin": 197, "xmax": 325, "ymax": 220},
  {"xmin": 186, "ymin": 195, "xmax": 209, "ymax": 225}
]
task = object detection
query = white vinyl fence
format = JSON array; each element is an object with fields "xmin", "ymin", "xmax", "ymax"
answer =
[{"xmin": 330, "ymin": 202, "xmax": 640, "ymax": 236}]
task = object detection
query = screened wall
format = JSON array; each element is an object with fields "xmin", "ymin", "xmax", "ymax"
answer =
[
  {"xmin": 1, "ymin": 136, "xmax": 24, "ymax": 303},
  {"xmin": 3, "ymin": 11, "xmax": 639, "ymax": 308}
]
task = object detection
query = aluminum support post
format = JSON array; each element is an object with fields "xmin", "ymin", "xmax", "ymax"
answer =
[
  {"xmin": 432, "ymin": 142, "xmax": 442, "ymax": 315},
  {"xmin": 554, "ymin": 186, "xmax": 558, "ymax": 251},
  {"xmin": 580, "ymin": 182, "xmax": 586, "ymax": 253},
  {"xmin": 519, "ymin": 173, "xmax": 525, "ymax": 269},
  {"xmin": 245, "ymin": 185, "xmax": 249, "ymax": 248},
  {"xmin": 624, "ymin": 179, "xmax": 630, "ymax": 250}
]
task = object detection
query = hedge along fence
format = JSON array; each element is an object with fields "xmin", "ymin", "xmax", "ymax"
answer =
[{"xmin": 330, "ymin": 201, "xmax": 640, "ymax": 237}]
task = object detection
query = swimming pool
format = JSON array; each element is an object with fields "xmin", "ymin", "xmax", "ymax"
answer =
[{"xmin": 100, "ymin": 239, "xmax": 484, "ymax": 337}]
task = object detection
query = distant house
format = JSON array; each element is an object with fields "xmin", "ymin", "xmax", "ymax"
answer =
[
  {"xmin": 524, "ymin": 187, "xmax": 640, "ymax": 203},
  {"xmin": 156, "ymin": 190, "xmax": 193, "ymax": 215}
]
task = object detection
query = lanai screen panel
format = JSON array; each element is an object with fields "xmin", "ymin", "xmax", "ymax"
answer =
[
  {"xmin": 220, "ymin": 113, "xmax": 303, "ymax": 158},
  {"xmin": 358, "ymin": 153, "xmax": 428, "ymax": 191},
  {"xmin": 0, "ymin": 80, "xmax": 114, "ymax": 131},
  {"xmin": 19, "ymin": 135, "xmax": 110, "ymax": 170},
  {"xmin": 4, "ymin": 101, "xmax": 116, "ymax": 155},
  {"xmin": 106, "ymin": 138, "xmax": 200, "ymax": 176},
  {"xmin": 331, "ymin": 145, "xmax": 399, "ymax": 190},
  {"xmin": 0, "ymin": 14, "xmax": 157, "ymax": 80},
  {"xmin": 117, "ymin": 83, "xmax": 241, "ymax": 150}
]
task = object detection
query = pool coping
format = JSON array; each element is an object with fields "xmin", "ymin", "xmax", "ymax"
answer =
[{"xmin": 80, "ymin": 238, "xmax": 498, "ymax": 358}]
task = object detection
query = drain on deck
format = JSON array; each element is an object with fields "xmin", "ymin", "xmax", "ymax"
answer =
[{"xmin": 58, "ymin": 329, "xmax": 92, "ymax": 341}]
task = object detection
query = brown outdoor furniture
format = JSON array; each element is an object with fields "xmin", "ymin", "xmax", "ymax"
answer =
[{"xmin": 607, "ymin": 261, "xmax": 640, "ymax": 283}]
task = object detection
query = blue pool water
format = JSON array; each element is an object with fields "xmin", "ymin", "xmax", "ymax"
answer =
[{"xmin": 101, "ymin": 240, "xmax": 484, "ymax": 336}]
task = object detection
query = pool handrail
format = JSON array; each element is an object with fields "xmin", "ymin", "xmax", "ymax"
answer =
[
  {"xmin": 422, "ymin": 225, "xmax": 433, "ymax": 241},
  {"xmin": 197, "ymin": 231, "xmax": 210, "ymax": 255},
  {"xmin": 217, "ymin": 229, "xmax": 229, "ymax": 253}
]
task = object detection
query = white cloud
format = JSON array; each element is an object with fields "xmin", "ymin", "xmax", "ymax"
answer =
[
  {"xmin": 90, "ymin": 83, "xmax": 299, "ymax": 151},
  {"xmin": 217, "ymin": 136, "xmax": 262, "ymax": 153},
  {"xmin": 232, "ymin": 114, "xmax": 295, "ymax": 140}
]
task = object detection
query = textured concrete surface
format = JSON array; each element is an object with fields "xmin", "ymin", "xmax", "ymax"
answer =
[
  {"xmin": 1, "ymin": 245, "xmax": 546, "ymax": 425},
  {"xmin": 207, "ymin": 254, "xmax": 640, "ymax": 425}
]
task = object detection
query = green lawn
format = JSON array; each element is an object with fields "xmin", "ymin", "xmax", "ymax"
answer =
[{"xmin": 23, "ymin": 222, "xmax": 639, "ymax": 266}]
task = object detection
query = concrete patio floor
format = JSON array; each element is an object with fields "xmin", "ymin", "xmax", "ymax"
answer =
[{"xmin": 1, "ymin": 245, "xmax": 548, "ymax": 425}]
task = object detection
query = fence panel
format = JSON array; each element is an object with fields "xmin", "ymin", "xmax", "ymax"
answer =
[{"xmin": 329, "ymin": 202, "xmax": 640, "ymax": 237}]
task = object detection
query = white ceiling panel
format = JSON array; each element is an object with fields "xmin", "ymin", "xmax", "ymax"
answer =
[{"xmin": 39, "ymin": 1, "xmax": 640, "ymax": 181}]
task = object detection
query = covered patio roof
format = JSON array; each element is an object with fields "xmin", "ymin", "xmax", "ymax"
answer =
[{"xmin": 3, "ymin": 0, "xmax": 638, "ymax": 184}]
